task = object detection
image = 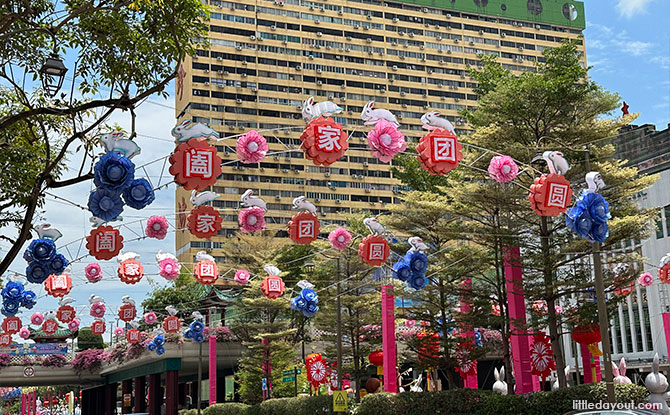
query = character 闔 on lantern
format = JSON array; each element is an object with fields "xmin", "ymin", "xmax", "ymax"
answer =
[
  {"xmin": 169, "ymin": 137, "xmax": 222, "ymax": 191},
  {"xmin": 86, "ymin": 226, "xmax": 123, "ymax": 260},
  {"xmin": 45, "ymin": 271, "xmax": 72, "ymax": 298}
]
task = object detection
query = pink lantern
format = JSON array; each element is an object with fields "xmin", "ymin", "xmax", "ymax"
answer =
[
  {"xmin": 328, "ymin": 227, "xmax": 352, "ymax": 250},
  {"xmin": 145, "ymin": 216, "xmax": 169, "ymax": 239},
  {"xmin": 238, "ymin": 207, "xmax": 267, "ymax": 233},
  {"xmin": 158, "ymin": 258, "xmax": 181, "ymax": 280},
  {"xmin": 90, "ymin": 302, "xmax": 106, "ymax": 318},
  {"xmin": 488, "ymin": 155, "xmax": 519, "ymax": 183},
  {"xmin": 84, "ymin": 263, "xmax": 103, "ymax": 283},
  {"xmin": 234, "ymin": 269, "xmax": 250, "ymax": 285},
  {"xmin": 68, "ymin": 319, "xmax": 80, "ymax": 331},
  {"xmin": 144, "ymin": 312, "xmax": 157, "ymax": 325},
  {"xmin": 114, "ymin": 327, "xmax": 125, "ymax": 337},
  {"xmin": 236, "ymin": 130, "xmax": 269, "ymax": 164},
  {"xmin": 30, "ymin": 313, "xmax": 44, "ymax": 326},
  {"xmin": 18, "ymin": 327, "xmax": 30, "ymax": 339},
  {"xmin": 367, "ymin": 120, "xmax": 407, "ymax": 163},
  {"xmin": 638, "ymin": 272, "xmax": 654, "ymax": 287}
]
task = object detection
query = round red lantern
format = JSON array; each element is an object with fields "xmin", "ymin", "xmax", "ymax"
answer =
[
  {"xmin": 91, "ymin": 319, "xmax": 106, "ymax": 336},
  {"xmin": 358, "ymin": 235, "xmax": 390, "ymax": 267},
  {"xmin": 0, "ymin": 333, "xmax": 11, "ymax": 347},
  {"xmin": 571, "ymin": 324, "xmax": 601, "ymax": 345},
  {"xmin": 528, "ymin": 174, "xmax": 573, "ymax": 217},
  {"xmin": 41, "ymin": 319, "xmax": 59, "ymax": 335},
  {"xmin": 86, "ymin": 226, "xmax": 123, "ymax": 260},
  {"xmin": 368, "ymin": 350, "xmax": 384, "ymax": 367},
  {"xmin": 126, "ymin": 328, "xmax": 141, "ymax": 343},
  {"xmin": 300, "ymin": 117, "xmax": 348, "ymax": 166},
  {"xmin": 169, "ymin": 138, "xmax": 222, "ymax": 191},
  {"xmin": 1, "ymin": 317, "xmax": 21, "ymax": 334},
  {"xmin": 261, "ymin": 275, "xmax": 285, "ymax": 299},
  {"xmin": 45, "ymin": 273, "xmax": 72, "ymax": 298},
  {"xmin": 659, "ymin": 263, "xmax": 670, "ymax": 284},
  {"xmin": 117, "ymin": 303, "xmax": 137, "ymax": 322},
  {"xmin": 287, "ymin": 212, "xmax": 320, "ymax": 245},
  {"xmin": 163, "ymin": 316, "xmax": 181, "ymax": 333},
  {"xmin": 194, "ymin": 260, "xmax": 219, "ymax": 285},
  {"xmin": 187, "ymin": 205, "xmax": 223, "ymax": 239},
  {"xmin": 56, "ymin": 305, "xmax": 76, "ymax": 323},
  {"xmin": 118, "ymin": 259, "xmax": 144, "ymax": 284},
  {"xmin": 416, "ymin": 129, "xmax": 463, "ymax": 175}
]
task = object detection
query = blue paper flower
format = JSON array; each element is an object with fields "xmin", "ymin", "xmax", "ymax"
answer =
[
  {"xmin": 94, "ymin": 151, "xmax": 135, "ymax": 190},
  {"xmin": 123, "ymin": 178, "xmax": 155, "ymax": 210},
  {"xmin": 156, "ymin": 346, "xmax": 166, "ymax": 355},
  {"xmin": 193, "ymin": 332, "xmax": 205, "ymax": 343},
  {"xmin": 291, "ymin": 296, "xmax": 308, "ymax": 311},
  {"xmin": 566, "ymin": 191, "xmax": 611, "ymax": 243},
  {"xmin": 26, "ymin": 261, "xmax": 51, "ymax": 284},
  {"xmin": 1, "ymin": 298, "xmax": 20, "ymax": 316},
  {"xmin": 21, "ymin": 291, "xmax": 37, "ymax": 309},
  {"xmin": 147, "ymin": 342, "xmax": 157, "ymax": 351},
  {"xmin": 26, "ymin": 239, "xmax": 56, "ymax": 262},
  {"xmin": 408, "ymin": 274, "xmax": 428, "ymax": 290},
  {"xmin": 405, "ymin": 251, "xmax": 428, "ymax": 275},
  {"xmin": 190, "ymin": 320, "xmax": 205, "ymax": 333},
  {"xmin": 474, "ymin": 330, "xmax": 483, "ymax": 347},
  {"xmin": 2, "ymin": 281, "xmax": 24, "ymax": 299},
  {"xmin": 306, "ymin": 302, "xmax": 319, "ymax": 314},
  {"xmin": 49, "ymin": 253, "xmax": 68, "ymax": 275},
  {"xmin": 591, "ymin": 221, "xmax": 609, "ymax": 243},
  {"xmin": 184, "ymin": 329, "xmax": 194, "ymax": 339},
  {"xmin": 154, "ymin": 335, "xmax": 165, "ymax": 347},
  {"xmin": 393, "ymin": 260, "xmax": 412, "ymax": 282},
  {"xmin": 88, "ymin": 188, "xmax": 124, "ymax": 221},
  {"xmin": 582, "ymin": 192, "xmax": 611, "ymax": 223},
  {"xmin": 300, "ymin": 288, "xmax": 318, "ymax": 303}
]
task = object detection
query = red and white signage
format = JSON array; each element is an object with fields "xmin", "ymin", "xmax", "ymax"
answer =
[
  {"xmin": 169, "ymin": 138, "xmax": 222, "ymax": 191},
  {"xmin": 187, "ymin": 205, "xmax": 222, "ymax": 239},
  {"xmin": 86, "ymin": 226, "xmax": 123, "ymax": 260}
]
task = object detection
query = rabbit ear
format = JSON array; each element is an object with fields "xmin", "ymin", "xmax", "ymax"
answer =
[
  {"xmin": 619, "ymin": 357, "xmax": 626, "ymax": 375},
  {"xmin": 653, "ymin": 353, "xmax": 660, "ymax": 373},
  {"xmin": 500, "ymin": 367, "xmax": 505, "ymax": 379},
  {"xmin": 611, "ymin": 362, "xmax": 619, "ymax": 377},
  {"xmin": 432, "ymin": 111, "xmax": 440, "ymax": 117},
  {"xmin": 494, "ymin": 368, "xmax": 499, "ymax": 380},
  {"xmin": 306, "ymin": 97, "xmax": 314, "ymax": 105}
]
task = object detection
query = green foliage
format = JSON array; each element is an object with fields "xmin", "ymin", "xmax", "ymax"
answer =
[
  {"xmin": 76, "ymin": 327, "xmax": 105, "ymax": 351},
  {"xmin": 250, "ymin": 395, "xmax": 353, "ymax": 415},
  {"xmin": 202, "ymin": 403, "xmax": 250, "ymax": 415},
  {"xmin": 140, "ymin": 273, "xmax": 207, "ymax": 329}
]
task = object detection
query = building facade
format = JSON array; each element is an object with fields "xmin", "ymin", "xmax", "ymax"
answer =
[{"xmin": 174, "ymin": 0, "xmax": 587, "ymax": 265}]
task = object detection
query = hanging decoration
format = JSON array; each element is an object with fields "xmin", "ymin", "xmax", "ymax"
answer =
[
  {"xmin": 566, "ymin": 172, "xmax": 610, "ymax": 242},
  {"xmin": 368, "ymin": 350, "xmax": 383, "ymax": 367},
  {"xmin": 117, "ymin": 252, "xmax": 144, "ymax": 284},
  {"xmin": 638, "ymin": 272, "xmax": 654, "ymax": 287},
  {"xmin": 417, "ymin": 331, "xmax": 440, "ymax": 365},
  {"xmin": 91, "ymin": 318, "xmax": 106, "ymax": 336},
  {"xmin": 488, "ymin": 155, "xmax": 519, "ymax": 183},
  {"xmin": 44, "ymin": 272, "xmax": 72, "ymax": 298},
  {"xmin": 194, "ymin": 258, "xmax": 219, "ymax": 285},
  {"xmin": 100, "ymin": 131, "xmax": 142, "ymax": 159},
  {"xmin": 122, "ymin": 178, "xmax": 155, "ymax": 210},
  {"xmin": 261, "ymin": 265, "xmax": 285, "ymax": 299},
  {"xmin": 529, "ymin": 151, "xmax": 572, "ymax": 217},
  {"xmin": 184, "ymin": 312, "xmax": 205, "ymax": 343},
  {"xmin": 114, "ymin": 327, "xmax": 125, "ymax": 338},
  {"xmin": 361, "ymin": 101, "xmax": 400, "ymax": 126},
  {"xmin": 68, "ymin": 319, "xmax": 80, "ymax": 331},
  {"xmin": 56, "ymin": 298, "xmax": 76, "ymax": 323},
  {"xmin": 393, "ymin": 237, "xmax": 429, "ymax": 290},
  {"xmin": 366, "ymin": 119, "xmax": 407, "ymax": 163},
  {"xmin": 529, "ymin": 332, "xmax": 555, "ymax": 378},
  {"xmin": 18, "ymin": 327, "xmax": 30, "ymax": 339},
  {"xmin": 1, "ymin": 276, "xmax": 36, "ymax": 316},
  {"xmin": 1, "ymin": 317, "xmax": 21, "ymax": 334},
  {"xmin": 612, "ymin": 263, "xmax": 634, "ymax": 297},
  {"xmin": 89, "ymin": 295, "xmax": 106, "ymax": 318},
  {"xmin": 169, "ymin": 138, "xmax": 222, "ymax": 191},
  {"xmin": 144, "ymin": 312, "xmax": 157, "ymax": 325},
  {"xmin": 288, "ymin": 197, "xmax": 320, "ymax": 244},
  {"xmin": 117, "ymin": 297, "xmax": 137, "ymax": 322},
  {"xmin": 86, "ymin": 226, "xmax": 123, "ymax": 260},
  {"xmin": 305, "ymin": 353, "xmax": 330, "ymax": 389},
  {"xmin": 302, "ymin": 97, "xmax": 343, "ymax": 123},
  {"xmin": 328, "ymin": 227, "xmax": 352, "ymax": 250},
  {"xmin": 41, "ymin": 313, "xmax": 59, "ymax": 335},
  {"xmin": 658, "ymin": 254, "xmax": 670, "ymax": 284},
  {"xmin": 454, "ymin": 342, "xmax": 478, "ymax": 379},
  {"xmin": 88, "ymin": 187, "xmax": 124, "ymax": 222},
  {"xmin": 145, "ymin": 215, "xmax": 169, "ymax": 239},
  {"xmin": 300, "ymin": 117, "xmax": 348, "ymax": 166},
  {"xmin": 358, "ymin": 235, "xmax": 390, "ymax": 267},
  {"xmin": 290, "ymin": 281, "xmax": 319, "ymax": 318},
  {"xmin": 24, "ymin": 236, "xmax": 67, "ymax": 284},
  {"xmin": 0, "ymin": 333, "xmax": 11, "ymax": 347},
  {"xmin": 126, "ymin": 322, "xmax": 141, "ymax": 343},
  {"xmin": 30, "ymin": 313, "xmax": 44, "ymax": 326},
  {"xmin": 240, "ymin": 189, "xmax": 267, "ymax": 211},
  {"xmin": 236, "ymin": 130, "xmax": 269, "ymax": 164},
  {"xmin": 571, "ymin": 324, "xmax": 603, "ymax": 357},
  {"xmin": 238, "ymin": 207, "xmax": 267, "ymax": 234},
  {"xmin": 156, "ymin": 251, "xmax": 181, "ymax": 281},
  {"xmin": 171, "ymin": 120, "xmax": 220, "ymax": 142},
  {"xmin": 234, "ymin": 269, "xmax": 250, "ymax": 285},
  {"xmin": 84, "ymin": 263, "xmax": 103, "ymax": 283},
  {"xmin": 147, "ymin": 331, "xmax": 166, "ymax": 355},
  {"xmin": 420, "ymin": 110, "xmax": 456, "ymax": 134},
  {"xmin": 163, "ymin": 306, "xmax": 181, "ymax": 333},
  {"xmin": 416, "ymin": 129, "xmax": 463, "ymax": 175},
  {"xmin": 187, "ymin": 205, "xmax": 222, "ymax": 239}
]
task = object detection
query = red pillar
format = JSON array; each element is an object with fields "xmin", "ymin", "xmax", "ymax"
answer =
[
  {"xmin": 148, "ymin": 373, "xmax": 162, "ymax": 415},
  {"xmin": 121, "ymin": 380, "xmax": 132, "ymax": 414},
  {"xmin": 381, "ymin": 285, "xmax": 398, "ymax": 392},
  {"xmin": 166, "ymin": 370, "xmax": 179, "ymax": 415},
  {"xmin": 504, "ymin": 245, "xmax": 540, "ymax": 393},
  {"xmin": 459, "ymin": 278, "xmax": 478, "ymax": 389},
  {"xmin": 209, "ymin": 336, "xmax": 217, "ymax": 405},
  {"xmin": 134, "ymin": 377, "xmax": 146, "ymax": 414},
  {"xmin": 104, "ymin": 383, "xmax": 117, "ymax": 415},
  {"xmin": 662, "ymin": 313, "xmax": 670, "ymax": 359}
]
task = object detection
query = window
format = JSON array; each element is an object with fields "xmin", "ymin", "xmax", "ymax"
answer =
[
  {"xmin": 666, "ymin": 205, "xmax": 670, "ymax": 235},
  {"xmin": 656, "ymin": 211, "xmax": 665, "ymax": 239}
]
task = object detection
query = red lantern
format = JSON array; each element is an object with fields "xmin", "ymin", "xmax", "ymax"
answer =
[
  {"xmin": 163, "ymin": 316, "xmax": 181, "ymax": 333},
  {"xmin": 287, "ymin": 212, "xmax": 320, "ymax": 245},
  {"xmin": 571, "ymin": 324, "xmax": 601, "ymax": 345},
  {"xmin": 126, "ymin": 329, "xmax": 141, "ymax": 344},
  {"xmin": 1, "ymin": 317, "xmax": 21, "ymax": 334},
  {"xmin": 261, "ymin": 275, "xmax": 285, "ymax": 299},
  {"xmin": 300, "ymin": 117, "xmax": 348, "ymax": 166},
  {"xmin": 42, "ymin": 319, "xmax": 59, "ymax": 335},
  {"xmin": 358, "ymin": 235, "xmax": 390, "ymax": 266},
  {"xmin": 118, "ymin": 259, "xmax": 144, "ymax": 284},
  {"xmin": 187, "ymin": 205, "xmax": 222, "ymax": 239},
  {"xmin": 117, "ymin": 304, "xmax": 137, "ymax": 322},
  {"xmin": 659, "ymin": 263, "xmax": 670, "ymax": 284},
  {"xmin": 56, "ymin": 305, "xmax": 76, "ymax": 323},
  {"xmin": 45, "ymin": 273, "xmax": 72, "ymax": 298},
  {"xmin": 169, "ymin": 138, "xmax": 222, "ymax": 191},
  {"xmin": 86, "ymin": 226, "xmax": 123, "ymax": 260},
  {"xmin": 368, "ymin": 350, "xmax": 384, "ymax": 367},
  {"xmin": 416, "ymin": 129, "xmax": 463, "ymax": 175},
  {"xmin": 194, "ymin": 260, "xmax": 219, "ymax": 285},
  {"xmin": 91, "ymin": 320, "xmax": 106, "ymax": 336},
  {"xmin": 0, "ymin": 332, "xmax": 11, "ymax": 347},
  {"xmin": 528, "ymin": 174, "xmax": 573, "ymax": 217}
]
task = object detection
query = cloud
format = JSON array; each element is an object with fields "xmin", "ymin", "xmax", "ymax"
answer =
[
  {"xmin": 650, "ymin": 56, "xmax": 670, "ymax": 69},
  {"xmin": 620, "ymin": 40, "xmax": 654, "ymax": 56},
  {"xmin": 616, "ymin": 0, "xmax": 654, "ymax": 18}
]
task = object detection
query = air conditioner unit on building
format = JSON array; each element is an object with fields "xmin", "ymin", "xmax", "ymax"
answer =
[
  {"xmin": 469, "ymin": 41, "xmax": 475, "ymax": 46},
  {"xmin": 341, "ymin": 96, "xmax": 346, "ymax": 101},
  {"xmin": 365, "ymin": 188, "xmax": 371, "ymax": 193},
  {"xmin": 236, "ymin": 46, "xmax": 243, "ymax": 51},
  {"xmin": 310, "ymin": 5, "xmax": 314, "ymax": 10},
  {"xmin": 345, "ymin": 48, "xmax": 351, "ymax": 52},
  {"xmin": 363, "ymin": 161, "xmax": 369, "ymax": 167},
  {"xmin": 366, "ymin": 38, "xmax": 372, "ymax": 43},
  {"xmin": 401, "ymin": 103, "xmax": 407, "ymax": 108},
  {"xmin": 439, "ymin": 59, "xmax": 445, "ymax": 64},
  {"xmin": 409, "ymin": 32, "xmax": 415, "ymax": 38},
  {"xmin": 445, "ymin": 14, "xmax": 450, "ymax": 18},
  {"xmin": 422, "ymin": 7, "xmax": 428, "ymax": 12},
  {"xmin": 317, "ymin": 32, "xmax": 323, "ymax": 37},
  {"xmin": 479, "ymin": 30, "xmax": 484, "ymax": 35},
  {"xmin": 335, "ymin": 199, "xmax": 341, "ymax": 204},
  {"xmin": 282, "ymin": 169, "xmax": 289, "ymax": 173},
  {"xmin": 326, "ymin": 45, "xmax": 332, "ymax": 50},
  {"xmin": 380, "ymin": 88, "xmax": 386, "ymax": 93},
  {"xmin": 393, "ymin": 17, "xmax": 398, "ymax": 23},
  {"xmin": 501, "ymin": 32, "xmax": 506, "ymax": 37},
  {"xmin": 316, "ymin": 68, "xmax": 322, "ymax": 73},
  {"xmin": 399, "ymin": 31, "xmax": 405, "ymax": 36},
  {"xmin": 400, "ymin": 91, "xmax": 405, "ymax": 96},
  {"xmin": 317, "ymin": 80, "xmax": 323, "ymax": 85},
  {"xmin": 436, "ymin": 36, "xmax": 442, "ymax": 41},
  {"xmin": 204, "ymin": 81, "xmax": 210, "ymax": 86},
  {"xmin": 236, "ymin": 98, "xmax": 242, "ymax": 104},
  {"xmin": 392, "ymin": 65, "xmax": 398, "ymax": 70},
  {"xmin": 274, "ymin": 155, "xmax": 280, "ymax": 160},
  {"xmin": 250, "ymin": 35, "xmax": 256, "ymax": 40},
  {"xmin": 271, "ymin": 25, "xmax": 277, "ymax": 30},
  {"xmin": 447, "ymin": 50, "xmax": 451, "ymax": 54},
  {"xmin": 251, "ymin": 87, "xmax": 258, "ymax": 93},
  {"xmin": 354, "ymin": 24, "xmax": 360, "ymax": 29},
  {"xmin": 363, "ymin": 26, "xmax": 369, "ymax": 30},
  {"xmin": 325, "ymin": 172, "xmax": 331, "ymax": 177},
  {"xmin": 420, "ymin": 45, "xmax": 425, "ymax": 50},
  {"xmin": 260, "ymin": 167, "xmax": 265, "ymax": 171},
  {"xmin": 241, "ymin": 60, "xmax": 247, "ymax": 65},
  {"xmin": 241, "ymin": 73, "xmax": 247, "ymax": 77},
  {"xmin": 338, "ymin": 10, "xmax": 343, "ymax": 15},
  {"xmin": 295, "ymin": 65, "xmax": 302, "ymax": 70},
  {"xmin": 367, "ymin": 15, "xmax": 372, "ymax": 20},
  {"xmin": 275, "ymin": 195, "xmax": 281, "ymax": 200},
  {"xmin": 388, "ymin": 78, "xmax": 394, "ymax": 83}
]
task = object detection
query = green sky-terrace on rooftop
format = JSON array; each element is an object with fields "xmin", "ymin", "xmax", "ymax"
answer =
[{"xmin": 393, "ymin": 0, "xmax": 585, "ymax": 30}]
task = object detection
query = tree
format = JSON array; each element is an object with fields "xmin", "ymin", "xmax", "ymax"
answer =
[
  {"xmin": 140, "ymin": 273, "xmax": 207, "ymax": 329},
  {"xmin": 76, "ymin": 327, "xmax": 105, "ymax": 351},
  {"xmin": 0, "ymin": 0, "xmax": 208, "ymax": 274}
]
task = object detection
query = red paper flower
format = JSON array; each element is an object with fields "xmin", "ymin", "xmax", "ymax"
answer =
[
  {"xmin": 117, "ymin": 303, "xmax": 137, "ymax": 322},
  {"xmin": 306, "ymin": 354, "xmax": 330, "ymax": 387},
  {"xmin": 638, "ymin": 272, "xmax": 654, "ymax": 287},
  {"xmin": 529, "ymin": 333, "xmax": 555, "ymax": 378},
  {"xmin": 56, "ymin": 305, "xmax": 76, "ymax": 323},
  {"xmin": 416, "ymin": 129, "xmax": 463, "ymax": 175},
  {"xmin": 169, "ymin": 138, "xmax": 222, "ymax": 191},
  {"xmin": 86, "ymin": 226, "xmax": 123, "ymax": 260},
  {"xmin": 118, "ymin": 259, "xmax": 144, "ymax": 285},
  {"xmin": 126, "ymin": 328, "xmax": 141, "ymax": 343},
  {"xmin": 287, "ymin": 212, "xmax": 320, "ymax": 245},
  {"xmin": 45, "ymin": 273, "xmax": 72, "ymax": 298},
  {"xmin": 1, "ymin": 317, "xmax": 21, "ymax": 334},
  {"xmin": 300, "ymin": 117, "xmax": 348, "ymax": 166},
  {"xmin": 145, "ymin": 216, "xmax": 169, "ymax": 239},
  {"xmin": 659, "ymin": 263, "xmax": 670, "ymax": 284},
  {"xmin": 358, "ymin": 235, "xmax": 390, "ymax": 266},
  {"xmin": 454, "ymin": 341, "xmax": 477, "ymax": 378},
  {"xmin": 42, "ymin": 319, "xmax": 59, "ymax": 335},
  {"xmin": 238, "ymin": 207, "xmax": 267, "ymax": 234},
  {"xmin": 528, "ymin": 174, "xmax": 573, "ymax": 217},
  {"xmin": 367, "ymin": 120, "xmax": 407, "ymax": 163},
  {"xmin": 328, "ymin": 227, "xmax": 352, "ymax": 250},
  {"xmin": 163, "ymin": 316, "xmax": 181, "ymax": 333},
  {"xmin": 91, "ymin": 320, "xmax": 106, "ymax": 336},
  {"xmin": 194, "ymin": 260, "xmax": 219, "ymax": 285},
  {"xmin": 188, "ymin": 205, "xmax": 222, "ymax": 239},
  {"xmin": 261, "ymin": 275, "xmax": 285, "ymax": 299}
]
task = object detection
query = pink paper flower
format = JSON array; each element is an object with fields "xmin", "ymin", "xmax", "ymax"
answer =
[
  {"xmin": 144, "ymin": 312, "xmax": 157, "ymax": 325},
  {"xmin": 68, "ymin": 319, "xmax": 80, "ymax": 331},
  {"xmin": 367, "ymin": 120, "xmax": 407, "ymax": 163},
  {"xmin": 328, "ymin": 227, "xmax": 352, "ymax": 250},
  {"xmin": 19, "ymin": 328, "xmax": 30, "ymax": 339},
  {"xmin": 488, "ymin": 155, "xmax": 519, "ymax": 183},
  {"xmin": 158, "ymin": 258, "xmax": 181, "ymax": 281},
  {"xmin": 85, "ymin": 263, "xmax": 102, "ymax": 283},
  {"xmin": 554, "ymin": 305, "xmax": 564, "ymax": 315},
  {"xmin": 405, "ymin": 320, "xmax": 416, "ymax": 328},
  {"xmin": 638, "ymin": 272, "xmax": 654, "ymax": 287},
  {"xmin": 238, "ymin": 207, "xmax": 266, "ymax": 233},
  {"xmin": 236, "ymin": 130, "xmax": 269, "ymax": 164},
  {"xmin": 114, "ymin": 327, "xmax": 125, "ymax": 337},
  {"xmin": 146, "ymin": 216, "xmax": 169, "ymax": 239},
  {"xmin": 531, "ymin": 300, "xmax": 548, "ymax": 315},
  {"xmin": 234, "ymin": 269, "xmax": 250, "ymax": 285},
  {"xmin": 30, "ymin": 313, "xmax": 44, "ymax": 326},
  {"xmin": 90, "ymin": 302, "xmax": 106, "ymax": 318}
]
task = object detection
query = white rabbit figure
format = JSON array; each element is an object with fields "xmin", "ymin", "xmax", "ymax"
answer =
[
  {"xmin": 646, "ymin": 354, "xmax": 670, "ymax": 414},
  {"xmin": 551, "ymin": 365, "xmax": 570, "ymax": 391},
  {"xmin": 34, "ymin": 223, "xmax": 63, "ymax": 241},
  {"xmin": 190, "ymin": 189, "xmax": 219, "ymax": 207},
  {"xmin": 361, "ymin": 101, "xmax": 400, "ymax": 126},
  {"xmin": 99, "ymin": 131, "xmax": 142, "ymax": 159},
  {"xmin": 117, "ymin": 251, "xmax": 140, "ymax": 262},
  {"xmin": 301, "ymin": 97, "xmax": 343, "ymax": 122},
  {"xmin": 156, "ymin": 250, "xmax": 178, "ymax": 263},
  {"xmin": 613, "ymin": 357, "xmax": 632, "ymax": 384},
  {"xmin": 420, "ymin": 111, "xmax": 456, "ymax": 134},
  {"xmin": 171, "ymin": 120, "xmax": 220, "ymax": 142},
  {"xmin": 89, "ymin": 215, "xmax": 123, "ymax": 227},
  {"xmin": 195, "ymin": 251, "xmax": 215, "ymax": 263},
  {"xmin": 492, "ymin": 367, "xmax": 508, "ymax": 395},
  {"xmin": 292, "ymin": 196, "xmax": 317, "ymax": 216},
  {"xmin": 363, "ymin": 217, "xmax": 387, "ymax": 236},
  {"xmin": 240, "ymin": 189, "xmax": 267, "ymax": 211}
]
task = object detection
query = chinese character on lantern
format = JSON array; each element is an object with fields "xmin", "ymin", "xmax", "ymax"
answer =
[
  {"xmin": 194, "ymin": 260, "xmax": 218, "ymax": 285},
  {"xmin": 0, "ymin": 333, "xmax": 11, "ymax": 347},
  {"xmin": 529, "ymin": 174, "xmax": 573, "ymax": 217},
  {"xmin": 261, "ymin": 275, "xmax": 285, "ymax": 299},
  {"xmin": 56, "ymin": 305, "xmax": 76, "ymax": 323},
  {"xmin": 431, "ymin": 135, "xmax": 457, "ymax": 162},
  {"xmin": 287, "ymin": 212, "xmax": 320, "ymax": 245},
  {"xmin": 91, "ymin": 320, "xmax": 106, "ymax": 336},
  {"xmin": 126, "ymin": 328, "xmax": 141, "ymax": 343},
  {"xmin": 301, "ymin": 117, "xmax": 348, "ymax": 166},
  {"xmin": 118, "ymin": 259, "xmax": 144, "ymax": 285},
  {"xmin": 86, "ymin": 226, "xmax": 123, "ymax": 260},
  {"xmin": 358, "ymin": 235, "xmax": 390, "ymax": 267},
  {"xmin": 169, "ymin": 139, "xmax": 222, "ymax": 190},
  {"xmin": 545, "ymin": 182, "xmax": 570, "ymax": 208},
  {"xmin": 42, "ymin": 319, "xmax": 59, "ymax": 335},
  {"xmin": 117, "ymin": 304, "xmax": 137, "ymax": 322},
  {"xmin": 2, "ymin": 317, "xmax": 21, "ymax": 334},
  {"xmin": 163, "ymin": 316, "xmax": 181, "ymax": 333},
  {"xmin": 45, "ymin": 273, "xmax": 73, "ymax": 298},
  {"xmin": 187, "ymin": 205, "xmax": 222, "ymax": 239},
  {"xmin": 416, "ymin": 129, "xmax": 463, "ymax": 175},
  {"xmin": 314, "ymin": 125, "xmax": 343, "ymax": 152}
]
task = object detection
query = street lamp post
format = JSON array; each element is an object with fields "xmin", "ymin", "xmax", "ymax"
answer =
[{"xmin": 39, "ymin": 53, "xmax": 68, "ymax": 97}]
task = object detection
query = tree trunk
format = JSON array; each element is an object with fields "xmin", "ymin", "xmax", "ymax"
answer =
[{"xmin": 438, "ymin": 277, "xmax": 455, "ymax": 389}]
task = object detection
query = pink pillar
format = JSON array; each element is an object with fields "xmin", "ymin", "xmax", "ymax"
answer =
[
  {"xmin": 580, "ymin": 344, "xmax": 602, "ymax": 383},
  {"xmin": 459, "ymin": 278, "xmax": 478, "ymax": 389},
  {"xmin": 209, "ymin": 336, "xmax": 217, "ymax": 405},
  {"xmin": 504, "ymin": 245, "xmax": 540, "ymax": 393},
  {"xmin": 662, "ymin": 313, "xmax": 670, "ymax": 359},
  {"xmin": 381, "ymin": 285, "xmax": 398, "ymax": 393},
  {"xmin": 21, "ymin": 394, "xmax": 26, "ymax": 415}
]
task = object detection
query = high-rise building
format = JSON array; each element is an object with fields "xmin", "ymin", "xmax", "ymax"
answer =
[{"xmin": 175, "ymin": 0, "xmax": 586, "ymax": 265}]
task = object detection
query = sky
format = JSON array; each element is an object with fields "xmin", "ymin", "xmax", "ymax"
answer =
[{"xmin": 1, "ymin": 0, "xmax": 669, "ymax": 337}]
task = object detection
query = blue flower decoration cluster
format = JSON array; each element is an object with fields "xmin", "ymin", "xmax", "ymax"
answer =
[
  {"xmin": 290, "ymin": 288, "xmax": 319, "ymax": 318},
  {"xmin": 474, "ymin": 329, "xmax": 483, "ymax": 347},
  {"xmin": 88, "ymin": 151, "xmax": 155, "ymax": 221},
  {"xmin": 1, "ymin": 281, "xmax": 36, "ymax": 317},
  {"xmin": 1, "ymin": 388, "xmax": 21, "ymax": 399},
  {"xmin": 393, "ymin": 250, "xmax": 429, "ymax": 290},
  {"xmin": 147, "ymin": 334, "xmax": 166, "ymax": 355},
  {"xmin": 23, "ymin": 238, "xmax": 68, "ymax": 284},
  {"xmin": 184, "ymin": 320, "xmax": 205, "ymax": 343},
  {"xmin": 565, "ymin": 191, "xmax": 611, "ymax": 243}
]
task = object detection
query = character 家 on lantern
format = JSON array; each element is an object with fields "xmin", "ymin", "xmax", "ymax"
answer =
[
  {"xmin": 117, "ymin": 252, "xmax": 144, "ymax": 284},
  {"xmin": 529, "ymin": 151, "xmax": 573, "ymax": 217},
  {"xmin": 41, "ymin": 312, "xmax": 59, "ymax": 335},
  {"xmin": 287, "ymin": 197, "xmax": 320, "ymax": 245},
  {"xmin": 300, "ymin": 116, "xmax": 348, "ymax": 166},
  {"xmin": 56, "ymin": 297, "xmax": 76, "ymax": 323},
  {"xmin": 188, "ymin": 205, "xmax": 222, "ymax": 239},
  {"xmin": 261, "ymin": 265, "xmax": 285, "ymax": 299}
]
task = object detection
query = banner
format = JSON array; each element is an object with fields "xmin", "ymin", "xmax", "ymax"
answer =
[{"xmin": 0, "ymin": 343, "xmax": 68, "ymax": 355}]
